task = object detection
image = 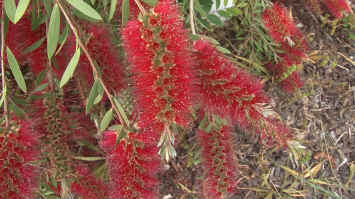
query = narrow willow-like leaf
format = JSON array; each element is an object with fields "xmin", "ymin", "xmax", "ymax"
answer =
[
  {"xmin": 59, "ymin": 48, "xmax": 81, "ymax": 88},
  {"xmin": 100, "ymin": 108, "xmax": 113, "ymax": 132},
  {"xmin": 86, "ymin": 79, "xmax": 100, "ymax": 114},
  {"xmin": 33, "ymin": 83, "xmax": 49, "ymax": 93},
  {"xmin": 56, "ymin": 24, "xmax": 70, "ymax": 55},
  {"xmin": 108, "ymin": 0, "xmax": 118, "ymax": 21},
  {"xmin": 6, "ymin": 47, "xmax": 27, "ymax": 93},
  {"xmin": 122, "ymin": 0, "xmax": 129, "ymax": 26},
  {"xmin": 0, "ymin": 86, "xmax": 7, "ymax": 108},
  {"xmin": 47, "ymin": 4, "xmax": 61, "ymax": 60},
  {"xmin": 24, "ymin": 37, "xmax": 45, "ymax": 54},
  {"xmin": 9, "ymin": 100, "xmax": 26, "ymax": 117},
  {"xmin": 66, "ymin": 0, "xmax": 103, "ymax": 21},
  {"xmin": 43, "ymin": 0, "xmax": 52, "ymax": 15},
  {"xmin": 94, "ymin": 81, "xmax": 104, "ymax": 104},
  {"xmin": 73, "ymin": 156, "xmax": 105, "ymax": 161},
  {"xmin": 14, "ymin": 0, "xmax": 31, "ymax": 23},
  {"xmin": 113, "ymin": 97, "xmax": 129, "ymax": 126},
  {"xmin": 207, "ymin": 14, "xmax": 223, "ymax": 26},
  {"xmin": 4, "ymin": 0, "xmax": 16, "ymax": 22}
]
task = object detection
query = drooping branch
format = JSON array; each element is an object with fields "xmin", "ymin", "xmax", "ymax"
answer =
[{"xmin": 56, "ymin": 0, "xmax": 129, "ymax": 128}]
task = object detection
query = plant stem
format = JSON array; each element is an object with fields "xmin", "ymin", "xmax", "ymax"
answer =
[
  {"xmin": 56, "ymin": 0, "xmax": 129, "ymax": 128},
  {"xmin": 134, "ymin": 0, "xmax": 146, "ymax": 16},
  {"xmin": 1, "ymin": 10, "xmax": 9, "ymax": 128},
  {"xmin": 190, "ymin": 0, "xmax": 196, "ymax": 35}
]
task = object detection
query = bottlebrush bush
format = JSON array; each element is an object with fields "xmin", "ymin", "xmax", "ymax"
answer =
[{"xmin": 3, "ymin": 0, "xmax": 348, "ymax": 198}]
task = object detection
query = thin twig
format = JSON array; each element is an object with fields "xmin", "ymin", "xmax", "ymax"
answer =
[
  {"xmin": 190, "ymin": 0, "xmax": 196, "ymax": 35},
  {"xmin": 56, "ymin": 0, "xmax": 129, "ymax": 128},
  {"xmin": 134, "ymin": 0, "xmax": 146, "ymax": 16},
  {"xmin": 1, "ymin": 10, "xmax": 9, "ymax": 128}
]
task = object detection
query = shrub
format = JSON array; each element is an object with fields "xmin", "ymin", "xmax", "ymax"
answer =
[{"xmin": 0, "ymin": 0, "xmax": 321, "ymax": 198}]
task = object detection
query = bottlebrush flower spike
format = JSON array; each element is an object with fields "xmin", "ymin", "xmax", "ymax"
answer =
[
  {"xmin": 197, "ymin": 125, "xmax": 239, "ymax": 199},
  {"xmin": 323, "ymin": 0, "xmax": 352, "ymax": 18},
  {"xmin": 267, "ymin": 55, "xmax": 303, "ymax": 93},
  {"xmin": 0, "ymin": 119, "xmax": 40, "ymax": 199},
  {"xmin": 193, "ymin": 39, "xmax": 267, "ymax": 127},
  {"xmin": 6, "ymin": 15, "xmax": 47, "ymax": 75},
  {"xmin": 262, "ymin": 3, "xmax": 308, "ymax": 60},
  {"xmin": 262, "ymin": 3, "xmax": 308, "ymax": 93},
  {"xmin": 71, "ymin": 165, "xmax": 109, "ymax": 199},
  {"xmin": 194, "ymin": 40, "xmax": 292, "ymax": 146},
  {"xmin": 100, "ymin": 130, "xmax": 161, "ymax": 199},
  {"xmin": 32, "ymin": 91, "xmax": 77, "ymax": 179},
  {"xmin": 122, "ymin": 0, "xmax": 194, "ymax": 134},
  {"xmin": 56, "ymin": 24, "xmax": 125, "ymax": 93}
]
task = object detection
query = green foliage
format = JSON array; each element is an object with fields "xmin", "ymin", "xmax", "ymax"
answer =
[
  {"xmin": 47, "ymin": 4, "xmax": 61, "ymax": 60},
  {"xmin": 6, "ymin": 47, "xmax": 27, "ymax": 93}
]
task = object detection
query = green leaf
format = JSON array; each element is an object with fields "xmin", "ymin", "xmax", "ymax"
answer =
[
  {"xmin": 56, "ymin": 24, "xmax": 70, "ymax": 55},
  {"xmin": 108, "ymin": 0, "xmax": 118, "ymax": 21},
  {"xmin": 47, "ymin": 4, "xmax": 61, "ymax": 60},
  {"xmin": 66, "ymin": 0, "xmax": 103, "ymax": 21},
  {"xmin": 121, "ymin": 0, "xmax": 130, "ymax": 26},
  {"xmin": 59, "ymin": 48, "xmax": 81, "ymax": 88},
  {"xmin": 73, "ymin": 156, "xmax": 105, "ymax": 161},
  {"xmin": 217, "ymin": 10, "xmax": 232, "ymax": 19},
  {"xmin": 6, "ymin": 47, "xmax": 27, "ymax": 93},
  {"xmin": 14, "ymin": 0, "xmax": 31, "ymax": 23},
  {"xmin": 86, "ymin": 79, "xmax": 100, "ymax": 113},
  {"xmin": 5, "ymin": 0, "xmax": 16, "ymax": 22},
  {"xmin": 9, "ymin": 100, "xmax": 25, "ymax": 117},
  {"xmin": 207, "ymin": 14, "xmax": 223, "ymax": 26},
  {"xmin": 100, "ymin": 108, "xmax": 113, "ymax": 132},
  {"xmin": 142, "ymin": 0, "xmax": 158, "ymax": 7},
  {"xmin": 94, "ymin": 80, "xmax": 104, "ymax": 104},
  {"xmin": 113, "ymin": 97, "xmax": 130, "ymax": 126},
  {"xmin": 0, "ymin": 86, "xmax": 7, "ymax": 108},
  {"xmin": 216, "ymin": 0, "xmax": 220, "ymax": 10},
  {"xmin": 227, "ymin": 7, "xmax": 242, "ymax": 16},
  {"xmin": 33, "ymin": 83, "xmax": 49, "ymax": 93},
  {"xmin": 198, "ymin": 0, "xmax": 213, "ymax": 13},
  {"xmin": 43, "ymin": 0, "xmax": 52, "ymax": 15},
  {"xmin": 24, "ymin": 37, "xmax": 45, "ymax": 54},
  {"xmin": 194, "ymin": 0, "xmax": 207, "ymax": 17},
  {"xmin": 216, "ymin": 46, "xmax": 232, "ymax": 54}
]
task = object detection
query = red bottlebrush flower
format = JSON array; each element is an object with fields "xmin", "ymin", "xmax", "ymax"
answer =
[
  {"xmin": 56, "ymin": 24, "xmax": 125, "ymax": 93},
  {"xmin": 262, "ymin": 3, "xmax": 308, "ymax": 60},
  {"xmin": 0, "ymin": 119, "xmax": 40, "ymax": 199},
  {"xmin": 71, "ymin": 165, "xmax": 109, "ymax": 199},
  {"xmin": 268, "ymin": 55, "xmax": 303, "ymax": 93},
  {"xmin": 323, "ymin": 0, "xmax": 352, "ymax": 18},
  {"xmin": 193, "ymin": 39, "xmax": 267, "ymax": 127},
  {"xmin": 194, "ymin": 40, "xmax": 292, "ymax": 146},
  {"xmin": 122, "ymin": 0, "xmax": 194, "ymax": 132},
  {"xmin": 6, "ymin": 15, "xmax": 47, "ymax": 74},
  {"xmin": 197, "ymin": 125, "xmax": 239, "ymax": 199},
  {"xmin": 100, "ymin": 130, "xmax": 161, "ymax": 199},
  {"xmin": 262, "ymin": 3, "xmax": 308, "ymax": 93}
]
